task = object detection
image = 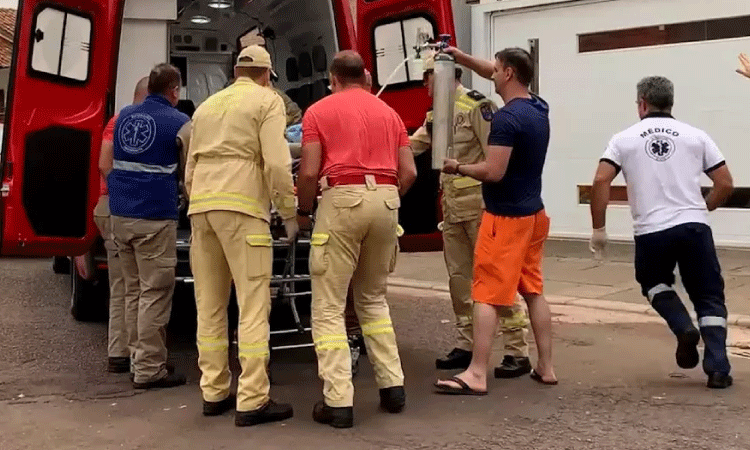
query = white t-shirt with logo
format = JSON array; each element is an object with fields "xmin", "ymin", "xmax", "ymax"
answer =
[{"xmin": 601, "ymin": 114, "xmax": 725, "ymax": 236}]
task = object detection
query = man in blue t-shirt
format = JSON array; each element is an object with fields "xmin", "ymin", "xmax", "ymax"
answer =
[
  {"xmin": 434, "ymin": 47, "xmax": 557, "ymax": 395},
  {"xmin": 107, "ymin": 64, "xmax": 189, "ymax": 390}
]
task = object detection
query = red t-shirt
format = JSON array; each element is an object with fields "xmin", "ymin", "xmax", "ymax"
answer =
[
  {"xmin": 302, "ymin": 88, "xmax": 409, "ymax": 179},
  {"xmin": 100, "ymin": 115, "xmax": 117, "ymax": 196}
]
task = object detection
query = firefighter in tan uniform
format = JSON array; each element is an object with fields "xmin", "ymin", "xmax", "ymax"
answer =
[
  {"xmin": 186, "ymin": 45, "xmax": 297, "ymax": 427},
  {"xmin": 411, "ymin": 53, "xmax": 532, "ymax": 377},
  {"xmin": 297, "ymin": 51, "xmax": 417, "ymax": 429}
]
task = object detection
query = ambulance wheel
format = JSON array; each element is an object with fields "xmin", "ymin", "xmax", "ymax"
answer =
[
  {"xmin": 70, "ymin": 266, "xmax": 107, "ymax": 322},
  {"xmin": 52, "ymin": 256, "xmax": 70, "ymax": 275}
]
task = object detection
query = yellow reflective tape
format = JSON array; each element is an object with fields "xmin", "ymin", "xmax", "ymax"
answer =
[
  {"xmin": 361, "ymin": 319, "xmax": 392, "ymax": 330},
  {"xmin": 396, "ymin": 225, "xmax": 404, "ymax": 237},
  {"xmin": 281, "ymin": 196, "xmax": 296, "ymax": 209},
  {"xmin": 363, "ymin": 327, "xmax": 394, "ymax": 337},
  {"xmin": 246, "ymin": 234, "xmax": 272, "ymax": 247},
  {"xmin": 310, "ymin": 233, "xmax": 329, "ymax": 246},
  {"xmin": 238, "ymin": 342, "xmax": 268, "ymax": 350},
  {"xmin": 198, "ymin": 343, "xmax": 229, "ymax": 352},
  {"xmin": 453, "ymin": 177, "xmax": 482, "ymax": 189},
  {"xmin": 198, "ymin": 336, "xmax": 229, "ymax": 344},
  {"xmin": 314, "ymin": 334, "xmax": 348, "ymax": 344},
  {"xmin": 238, "ymin": 350, "xmax": 270, "ymax": 358},
  {"xmin": 315, "ymin": 343, "xmax": 350, "ymax": 351}
]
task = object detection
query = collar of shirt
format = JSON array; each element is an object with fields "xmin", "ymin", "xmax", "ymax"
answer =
[
  {"xmin": 145, "ymin": 94, "xmax": 173, "ymax": 107},
  {"xmin": 642, "ymin": 112, "xmax": 674, "ymax": 120}
]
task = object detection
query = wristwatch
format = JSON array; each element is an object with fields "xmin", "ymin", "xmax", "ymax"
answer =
[{"xmin": 297, "ymin": 208, "xmax": 312, "ymax": 217}]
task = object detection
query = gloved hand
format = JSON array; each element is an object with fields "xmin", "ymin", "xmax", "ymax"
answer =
[
  {"xmin": 284, "ymin": 217, "xmax": 300, "ymax": 242},
  {"xmin": 589, "ymin": 226, "xmax": 607, "ymax": 260}
]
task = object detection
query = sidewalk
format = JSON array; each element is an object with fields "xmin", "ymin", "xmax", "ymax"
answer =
[{"xmin": 390, "ymin": 239, "xmax": 750, "ymax": 328}]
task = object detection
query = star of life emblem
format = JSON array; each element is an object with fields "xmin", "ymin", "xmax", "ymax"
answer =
[{"xmin": 118, "ymin": 113, "xmax": 157, "ymax": 155}]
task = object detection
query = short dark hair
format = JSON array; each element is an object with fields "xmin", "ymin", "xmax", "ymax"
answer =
[
  {"xmin": 455, "ymin": 67, "xmax": 463, "ymax": 80},
  {"xmin": 637, "ymin": 76, "xmax": 674, "ymax": 111},
  {"xmin": 330, "ymin": 50, "xmax": 367, "ymax": 85},
  {"xmin": 148, "ymin": 64, "xmax": 181, "ymax": 96},
  {"xmin": 495, "ymin": 48, "xmax": 534, "ymax": 87}
]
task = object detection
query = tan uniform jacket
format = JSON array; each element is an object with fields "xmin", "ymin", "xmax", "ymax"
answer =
[
  {"xmin": 275, "ymin": 88, "xmax": 302, "ymax": 127},
  {"xmin": 186, "ymin": 77, "xmax": 296, "ymax": 221},
  {"xmin": 410, "ymin": 86, "xmax": 497, "ymax": 223}
]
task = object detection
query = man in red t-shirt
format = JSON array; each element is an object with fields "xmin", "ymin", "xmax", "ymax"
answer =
[
  {"xmin": 297, "ymin": 51, "xmax": 417, "ymax": 428},
  {"xmin": 93, "ymin": 77, "xmax": 149, "ymax": 374}
]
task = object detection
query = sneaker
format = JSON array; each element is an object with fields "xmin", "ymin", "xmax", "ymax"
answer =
[
  {"xmin": 203, "ymin": 395, "xmax": 235, "ymax": 416},
  {"xmin": 494, "ymin": 355, "xmax": 532, "ymax": 379},
  {"xmin": 132, "ymin": 372, "xmax": 186, "ymax": 390},
  {"xmin": 707, "ymin": 373, "xmax": 733, "ymax": 389},
  {"xmin": 436, "ymin": 348, "xmax": 472, "ymax": 370},
  {"xmin": 675, "ymin": 329, "xmax": 700, "ymax": 369},
  {"xmin": 379, "ymin": 386, "xmax": 405, "ymax": 413},
  {"xmin": 107, "ymin": 357, "xmax": 130, "ymax": 374},
  {"xmin": 235, "ymin": 400, "xmax": 293, "ymax": 427},
  {"xmin": 312, "ymin": 400, "xmax": 353, "ymax": 428}
]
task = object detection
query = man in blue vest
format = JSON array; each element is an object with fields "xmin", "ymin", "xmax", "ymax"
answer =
[{"xmin": 109, "ymin": 63, "xmax": 190, "ymax": 389}]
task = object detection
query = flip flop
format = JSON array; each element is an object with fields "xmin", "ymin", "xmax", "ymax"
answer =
[
  {"xmin": 530, "ymin": 369, "xmax": 558, "ymax": 386},
  {"xmin": 434, "ymin": 376, "xmax": 488, "ymax": 396}
]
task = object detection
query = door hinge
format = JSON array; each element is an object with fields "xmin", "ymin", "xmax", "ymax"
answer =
[{"xmin": 1, "ymin": 183, "xmax": 9, "ymax": 197}]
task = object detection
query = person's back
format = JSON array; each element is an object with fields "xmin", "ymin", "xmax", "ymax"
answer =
[
  {"xmin": 187, "ymin": 77, "xmax": 293, "ymax": 222},
  {"xmin": 606, "ymin": 115, "xmax": 723, "ymax": 236},
  {"xmin": 482, "ymin": 95, "xmax": 550, "ymax": 218},
  {"xmin": 303, "ymin": 88, "xmax": 404, "ymax": 179}
]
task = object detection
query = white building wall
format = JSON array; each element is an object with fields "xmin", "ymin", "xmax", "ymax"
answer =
[{"xmin": 472, "ymin": 0, "xmax": 750, "ymax": 246}]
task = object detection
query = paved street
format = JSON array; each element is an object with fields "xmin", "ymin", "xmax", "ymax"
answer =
[{"xmin": 1, "ymin": 246, "xmax": 750, "ymax": 450}]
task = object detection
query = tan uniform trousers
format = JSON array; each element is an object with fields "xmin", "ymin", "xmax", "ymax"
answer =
[
  {"xmin": 111, "ymin": 216, "xmax": 177, "ymax": 383},
  {"xmin": 190, "ymin": 211, "xmax": 272, "ymax": 412},
  {"xmin": 310, "ymin": 181, "xmax": 404, "ymax": 408},
  {"xmin": 93, "ymin": 196, "xmax": 138, "ymax": 361},
  {"xmin": 443, "ymin": 216, "xmax": 530, "ymax": 356}
]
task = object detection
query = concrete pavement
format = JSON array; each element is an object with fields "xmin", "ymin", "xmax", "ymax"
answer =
[{"xmin": 391, "ymin": 239, "xmax": 750, "ymax": 327}]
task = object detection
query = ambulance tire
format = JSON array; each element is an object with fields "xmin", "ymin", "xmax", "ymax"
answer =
[
  {"xmin": 52, "ymin": 256, "xmax": 71, "ymax": 275},
  {"xmin": 70, "ymin": 265, "xmax": 108, "ymax": 322}
]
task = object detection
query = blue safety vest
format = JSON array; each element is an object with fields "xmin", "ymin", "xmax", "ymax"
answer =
[{"xmin": 108, "ymin": 95, "xmax": 189, "ymax": 220}]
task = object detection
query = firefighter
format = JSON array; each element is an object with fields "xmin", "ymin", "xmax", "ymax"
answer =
[
  {"xmin": 410, "ymin": 52, "xmax": 532, "ymax": 377},
  {"xmin": 108, "ymin": 64, "xmax": 189, "ymax": 389},
  {"xmin": 186, "ymin": 45, "xmax": 298, "ymax": 426},
  {"xmin": 297, "ymin": 50, "xmax": 417, "ymax": 428}
]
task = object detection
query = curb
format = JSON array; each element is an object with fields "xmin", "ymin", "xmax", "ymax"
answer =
[{"xmin": 388, "ymin": 277, "xmax": 750, "ymax": 330}]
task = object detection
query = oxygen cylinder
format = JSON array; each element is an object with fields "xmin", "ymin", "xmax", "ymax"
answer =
[{"xmin": 431, "ymin": 52, "xmax": 456, "ymax": 170}]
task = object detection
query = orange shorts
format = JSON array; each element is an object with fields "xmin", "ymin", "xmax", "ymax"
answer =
[{"xmin": 472, "ymin": 210, "xmax": 550, "ymax": 306}]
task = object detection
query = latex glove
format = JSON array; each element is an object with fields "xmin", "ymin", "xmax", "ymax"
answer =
[
  {"xmin": 284, "ymin": 218, "xmax": 300, "ymax": 242},
  {"xmin": 589, "ymin": 227, "xmax": 607, "ymax": 260}
]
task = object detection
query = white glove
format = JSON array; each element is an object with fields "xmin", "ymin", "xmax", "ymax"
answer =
[
  {"xmin": 284, "ymin": 218, "xmax": 300, "ymax": 242},
  {"xmin": 589, "ymin": 227, "xmax": 607, "ymax": 260}
]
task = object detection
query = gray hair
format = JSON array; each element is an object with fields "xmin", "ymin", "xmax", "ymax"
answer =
[{"xmin": 637, "ymin": 76, "xmax": 674, "ymax": 111}]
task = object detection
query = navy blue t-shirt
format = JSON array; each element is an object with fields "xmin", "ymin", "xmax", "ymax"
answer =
[{"xmin": 483, "ymin": 95, "xmax": 550, "ymax": 217}]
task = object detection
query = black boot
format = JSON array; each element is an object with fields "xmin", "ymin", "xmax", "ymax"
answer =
[
  {"xmin": 707, "ymin": 373, "xmax": 733, "ymax": 389},
  {"xmin": 107, "ymin": 357, "xmax": 130, "ymax": 373},
  {"xmin": 132, "ymin": 372, "xmax": 186, "ymax": 390},
  {"xmin": 235, "ymin": 400, "xmax": 293, "ymax": 427},
  {"xmin": 312, "ymin": 401, "xmax": 353, "ymax": 428},
  {"xmin": 379, "ymin": 386, "xmax": 405, "ymax": 413},
  {"xmin": 675, "ymin": 328, "xmax": 701, "ymax": 369},
  {"xmin": 436, "ymin": 348, "xmax": 472, "ymax": 370},
  {"xmin": 203, "ymin": 395, "xmax": 235, "ymax": 416},
  {"xmin": 494, "ymin": 355, "xmax": 532, "ymax": 379}
]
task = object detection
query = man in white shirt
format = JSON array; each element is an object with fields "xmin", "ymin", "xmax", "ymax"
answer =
[{"xmin": 589, "ymin": 76, "xmax": 735, "ymax": 389}]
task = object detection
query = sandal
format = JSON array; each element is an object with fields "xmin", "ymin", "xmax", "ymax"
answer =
[
  {"xmin": 434, "ymin": 376, "xmax": 488, "ymax": 396},
  {"xmin": 530, "ymin": 369, "xmax": 558, "ymax": 386}
]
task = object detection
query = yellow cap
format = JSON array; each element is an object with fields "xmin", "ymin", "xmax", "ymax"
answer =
[
  {"xmin": 240, "ymin": 32, "xmax": 266, "ymax": 49},
  {"xmin": 236, "ymin": 45, "xmax": 273, "ymax": 69}
]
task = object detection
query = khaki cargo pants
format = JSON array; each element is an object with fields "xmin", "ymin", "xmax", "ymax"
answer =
[
  {"xmin": 111, "ymin": 216, "xmax": 177, "ymax": 383},
  {"xmin": 190, "ymin": 211, "xmax": 272, "ymax": 413},
  {"xmin": 443, "ymin": 217, "xmax": 530, "ymax": 356},
  {"xmin": 93, "ymin": 196, "xmax": 138, "ymax": 361},
  {"xmin": 311, "ymin": 179, "xmax": 405, "ymax": 408}
]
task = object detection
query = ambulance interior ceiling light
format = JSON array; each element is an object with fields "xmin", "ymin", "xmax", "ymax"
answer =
[
  {"xmin": 191, "ymin": 15, "xmax": 211, "ymax": 24},
  {"xmin": 208, "ymin": 0, "xmax": 233, "ymax": 8}
]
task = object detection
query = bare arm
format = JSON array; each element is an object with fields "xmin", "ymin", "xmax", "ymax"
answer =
[
  {"xmin": 705, "ymin": 164, "xmax": 734, "ymax": 212},
  {"xmin": 297, "ymin": 141, "xmax": 322, "ymax": 214},
  {"xmin": 99, "ymin": 139, "xmax": 114, "ymax": 179},
  {"xmin": 397, "ymin": 146, "xmax": 417, "ymax": 196},
  {"xmin": 449, "ymin": 144, "xmax": 511, "ymax": 183},
  {"xmin": 445, "ymin": 47, "xmax": 495, "ymax": 80},
  {"xmin": 590, "ymin": 162, "xmax": 617, "ymax": 229}
]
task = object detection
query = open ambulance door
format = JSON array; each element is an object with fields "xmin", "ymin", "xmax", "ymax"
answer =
[
  {"xmin": 357, "ymin": 0, "xmax": 456, "ymax": 251},
  {"xmin": 0, "ymin": 0, "xmax": 124, "ymax": 257}
]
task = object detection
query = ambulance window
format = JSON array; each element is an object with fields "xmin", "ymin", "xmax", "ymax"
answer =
[
  {"xmin": 373, "ymin": 15, "xmax": 435, "ymax": 88},
  {"xmin": 30, "ymin": 7, "xmax": 92, "ymax": 83}
]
